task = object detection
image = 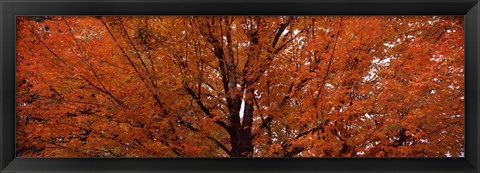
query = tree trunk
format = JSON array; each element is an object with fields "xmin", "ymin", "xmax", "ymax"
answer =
[
  {"xmin": 229, "ymin": 79, "xmax": 255, "ymax": 157},
  {"xmin": 226, "ymin": 79, "xmax": 254, "ymax": 157}
]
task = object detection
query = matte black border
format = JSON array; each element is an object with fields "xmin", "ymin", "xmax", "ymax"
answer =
[{"xmin": 1, "ymin": 0, "xmax": 479, "ymax": 173}]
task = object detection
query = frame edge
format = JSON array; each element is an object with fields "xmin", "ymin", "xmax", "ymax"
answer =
[{"xmin": 1, "ymin": 0, "xmax": 480, "ymax": 173}]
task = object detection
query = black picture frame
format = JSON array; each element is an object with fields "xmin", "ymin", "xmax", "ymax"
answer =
[{"xmin": 1, "ymin": 0, "xmax": 479, "ymax": 172}]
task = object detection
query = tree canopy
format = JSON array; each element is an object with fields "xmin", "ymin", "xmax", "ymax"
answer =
[{"xmin": 16, "ymin": 16, "xmax": 464, "ymax": 157}]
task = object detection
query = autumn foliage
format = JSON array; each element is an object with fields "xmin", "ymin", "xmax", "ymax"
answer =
[{"xmin": 16, "ymin": 16, "xmax": 464, "ymax": 157}]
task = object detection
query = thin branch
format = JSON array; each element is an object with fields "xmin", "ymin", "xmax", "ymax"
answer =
[
  {"xmin": 314, "ymin": 17, "xmax": 344, "ymax": 103},
  {"xmin": 80, "ymin": 75, "xmax": 128, "ymax": 109},
  {"xmin": 207, "ymin": 136, "xmax": 231, "ymax": 156},
  {"xmin": 98, "ymin": 17, "xmax": 147, "ymax": 84},
  {"xmin": 183, "ymin": 84, "xmax": 231, "ymax": 134},
  {"xmin": 119, "ymin": 18, "xmax": 150, "ymax": 75}
]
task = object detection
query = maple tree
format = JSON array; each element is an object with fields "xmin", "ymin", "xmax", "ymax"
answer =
[{"xmin": 16, "ymin": 16, "xmax": 464, "ymax": 157}]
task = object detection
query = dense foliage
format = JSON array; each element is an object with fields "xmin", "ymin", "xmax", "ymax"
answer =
[{"xmin": 16, "ymin": 16, "xmax": 464, "ymax": 157}]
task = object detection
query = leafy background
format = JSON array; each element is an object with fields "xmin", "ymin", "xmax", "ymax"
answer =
[{"xmin": 16, "ymin": 16, "xmax": 464, "ymax": 157}]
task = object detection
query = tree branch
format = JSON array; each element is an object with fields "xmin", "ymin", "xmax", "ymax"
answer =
[
  {"xmin": 183, "ymin": 84, "xmax": 231, "ymax": 134},
  {"xmin": 207, "ymin": 136, "xmax": 231, "ymax": 156}
]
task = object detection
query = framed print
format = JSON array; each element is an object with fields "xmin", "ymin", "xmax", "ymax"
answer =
[{"xmin": 1, "ymin": 0, "xmax": 479, "ymax": 172}]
